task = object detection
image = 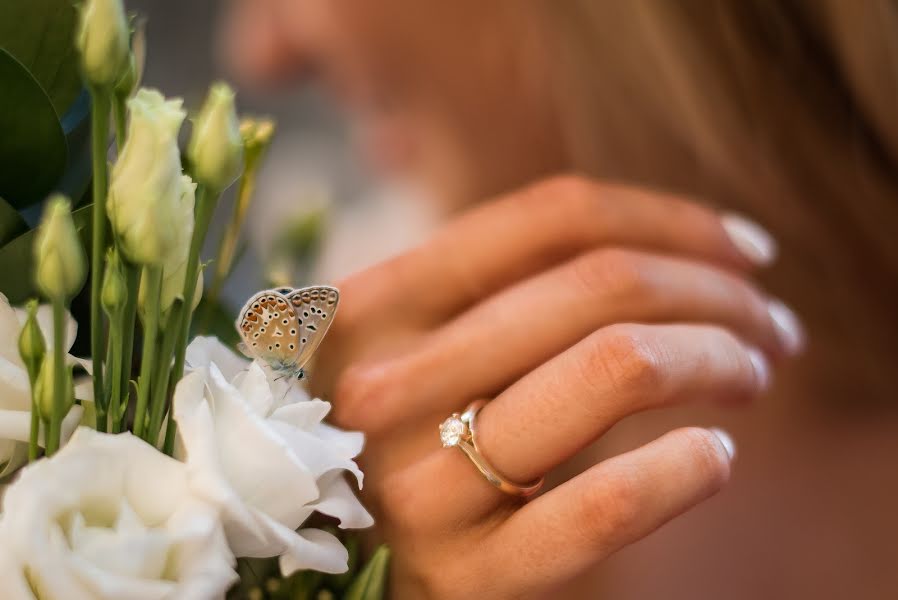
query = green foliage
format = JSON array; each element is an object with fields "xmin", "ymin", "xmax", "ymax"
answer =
[
  {"xmin": 226, "ymin": 541, "xmax": 390, "ymax": 600},
  {"xmin": 344, "ymin": 546, "xmax": 390, "ymax": 600},
  {"xmin": 0, "ymin": 197, "xmax": 27, "ymax": 244},
  {"xmin": 0, "ymin": 49, "xmax": 67, "ymax": 208},
  {"xmin": 0, "ymin": 0, "xmax": 82, "ymax": 115},
  {"xmin": 0, "ymin": 0, "xmax": 89, "ymax": 209},
  {"xmin": 0, "ymin": 204, "xmax": 92, "ymax": 304}
]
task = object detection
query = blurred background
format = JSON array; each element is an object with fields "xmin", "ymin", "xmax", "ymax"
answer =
[
  {"xmin": 135, "ymin": 2, "xmax": 898, "ymax": 599},
  {"xmin": 129, "ymin": 0, "xmax": 437, "ymax": 317}
]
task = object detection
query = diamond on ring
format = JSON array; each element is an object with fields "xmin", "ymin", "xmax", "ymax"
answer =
[
  {"xmin": 439, "ymin": 415, "xmax": 467, "ymax": 447},
  {"xmin": 438, "ymin": 400, "xmax": 545, "ymax": 497}
]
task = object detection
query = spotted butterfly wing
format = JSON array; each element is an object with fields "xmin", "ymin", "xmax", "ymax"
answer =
[
  {"xmin": 285, "ymin": 285, "xmax": 339, "ymax": 371},
  {"xmin": 235, "ymin": 285, "xmax": 339, "ymax": 377}
]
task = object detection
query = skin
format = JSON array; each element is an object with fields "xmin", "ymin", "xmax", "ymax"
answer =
[{"xmin": 224, "ymin": 2, "xmax": 806, "ymax": 597}]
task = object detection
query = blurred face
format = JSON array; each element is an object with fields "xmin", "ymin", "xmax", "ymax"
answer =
[{"xmin": 225, "ymin": 0, "xmax": 569, "ymax": 206}]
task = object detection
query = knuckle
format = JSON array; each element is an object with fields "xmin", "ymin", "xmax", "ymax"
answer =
[
  {"xmin": 331, "ymin": 362, "xmax": 401, "ymax": 430},
  {"xmin": 589, "ymin": 324, "xmax": 667, "ymax": 398}
]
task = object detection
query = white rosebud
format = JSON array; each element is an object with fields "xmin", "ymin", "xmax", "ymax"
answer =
[
  {"xmin": 108, "ymin": 88, "xmax": 187, "ymax": 266},
  {"xmin": 75, "ymin": 0, "xmax": 129, "ymax": 87},
  {"xmin": 138, "ymin": 175, "xmax": 203, "ymax": 314},
  {"xmin": 187, "ymin": 82, "xmax": 243, "ymax": 191},
  {"xmin": 33, "ymin": 353, "xmax": 74, "ymax": 423},
  {"xmin": 34, "ymin": 196, "xmax": 87, "ymax": 300}
]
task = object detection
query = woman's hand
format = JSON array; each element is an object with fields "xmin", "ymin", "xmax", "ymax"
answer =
[{"xmin": 312, "ymin": 176, "xmax": 803, "ymax": 598}]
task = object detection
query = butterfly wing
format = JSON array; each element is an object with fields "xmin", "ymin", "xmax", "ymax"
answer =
[
  {"xmin": 285, "ymin": 285, "xmax": 340, "ymax": 371},
  {"xmin": 236, "ymin": 289, "xmax": 303, "ymax": 369}
]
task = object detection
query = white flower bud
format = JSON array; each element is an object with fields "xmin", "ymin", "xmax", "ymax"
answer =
[
  {"xmin": 138, "ymin": 175, "xmax": 203, "ymax": 314},
  {"xmin": 34, "ymin": 196, "xmax": 87, "ymax": 300},
  {"xmin": 187, "ymin": 82, "xmax": 243, "ymax": 191},
  {"xmin": 75, "ymin": 0, "xmax": 129, "ymax": 87},
  {"xmin": 108, "ymin": 88, "xmax": 187, "ymax": 266}
]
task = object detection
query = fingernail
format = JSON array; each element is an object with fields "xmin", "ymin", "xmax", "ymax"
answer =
[
  {"xmin": 721, "ymin": 213, "xmax": 777, "ymax": 266},
  {"xmin": 768, "ymin": 299, "xmax": 805, "ymax": 355},
  {"xmin": 747, "ymin": 347, "xmax": 771, "ymax": 390},
  {"xmin": 708, "ymin": 427, "xmax": 737, "ymax": 461}
]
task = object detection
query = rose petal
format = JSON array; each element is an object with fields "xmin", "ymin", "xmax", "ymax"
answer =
[
  {"xmin": 234, "ymin": 361, "xmax": 273, "ymax": 417},
  {"xmin": 186, "ymin": 336, "xmax": 248, "ymax": 380},
  {"xmin": 307, "ymin": 472, "xmax": 374, "ymax": 529},
  {"xmin": 279, "ymin": 527, "xmax": 350, "ymax": 575},
  {"xmin": 205, "ymin": 365, "xmax": 319, "ymax": 518},
  {"xmin": 268, "ymin": 399, "xmax": 331, "ymax": 429},
  {"xmin": 0, "ymin": 537, "xmax": 35, "ymax": 599}
]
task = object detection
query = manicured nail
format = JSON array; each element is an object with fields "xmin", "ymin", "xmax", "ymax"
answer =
[
  {"xmin": 721, "ymin": 213, "xmax": 777, "ymax": 266},
  {"xmin": 747, "ymin": 347, "xmax": 771, "ymax": 390},
  {"xmin": 709, "ymin": 427, "xmax": 737, "ymax": 461},
  {"xmin": 768, "ymin": 299, "xmax": 805, "ymax": 355}
]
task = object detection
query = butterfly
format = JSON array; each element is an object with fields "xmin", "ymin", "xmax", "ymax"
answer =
[{"xmin": 235, "ymin": 285, "xmax": 339, "ymax": 380}]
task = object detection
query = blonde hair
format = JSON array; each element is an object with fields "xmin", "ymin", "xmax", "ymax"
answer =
[{"xmin": 545, "ymin": 0, "xmax": 898, "ymax": 404}]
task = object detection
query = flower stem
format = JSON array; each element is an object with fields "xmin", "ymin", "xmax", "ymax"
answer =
[
  {"xmin": 46, "ymin": 298, "xmax": 66, "ymax": 456},
  {"xmin": 96, "ymin": 330, "xmax": 113, "ymax": 432},
  {"xmin": 163, "ymin": 185, "xmax": 218, "ymax": 455},
  {"xmin": 25, "ymin": 363, "xmax": 40, "ymax": 461},
  {"xmin": 133, "ymin": 266, "xmax": 162, "ymax": 440},
  {"xmin": 146, "ymin": 307, "xmax": 180, "ymax": 445},
  {"xmin": 112, "ymin": 94, "xmax": 127, "ymax": 149},
  {"xmin": 89, "ymin": 87, "xmax": 111, "ymax": 424},
  {"xmin": 116, "ymin": 258, "xmax": 140, "ymax": 430},
  {"xmin": 105, "ymin": 311, "xmax": 124, "ymax": 433}
]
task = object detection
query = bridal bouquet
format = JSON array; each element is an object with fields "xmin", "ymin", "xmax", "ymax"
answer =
[{"xmin": 0, "ymin": 0, "xmax": 386, "ymax": 598}]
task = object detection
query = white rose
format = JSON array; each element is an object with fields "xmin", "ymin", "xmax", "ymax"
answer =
[
  {"xmin": 175, "ymin": 336, "xmax": 373, "ymax": 575},
  {"xmin": 0, "ymin": 294, "xmax": 85, "ymax": 478},
  {"xmin": 108, "ymin": 88, "xmax": 187, "ymax": 266},
  {"xmin": 0, "ymin": 428, "xmax": 237, "ymax": 600}
]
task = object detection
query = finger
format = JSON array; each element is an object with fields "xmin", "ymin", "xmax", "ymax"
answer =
[
  {"xmin": 489, "ymin": 427, "xmax": 734, "ymax": 596},
  {"xmin": 472, "ymin": 323, "xmax": 762, "ymax": 485},
  {"xmin": 369, "ymin": 323, "xmax": 760, "ymax": 528},
  {"xmin": 334, "ymin": 248, "xmax": 793, "ymax": 430},
  {"xmin": 340, "ymin": 177, "xmax": 776, "ymax": 326}
]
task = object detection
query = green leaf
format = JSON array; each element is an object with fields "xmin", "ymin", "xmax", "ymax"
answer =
[
  {"xmin": 344, "ymin": 546, "xmax": 391, "ymax": 600},
  {"xmin": 0, "ymin": 203, "xmax": 91, "ymax": 303},
  {"xmin": 0, "ymin": 0, "xmax": 82, "ymax": 116},
  {"xmin": 0, "ymin": 49, "xmax": 67, "ymax": 208},
  {"xmin": 0, "ymin": 197, "xmax": 27, "ymax": 245},
  {"xmin": 324, "ymin": 534, "xmax": 360, "ymax": 593}
]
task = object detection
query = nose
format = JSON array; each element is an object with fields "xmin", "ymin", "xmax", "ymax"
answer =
[{"xmin": 220, "ymin": 0, "xmax": 310, "ymax": 85}]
